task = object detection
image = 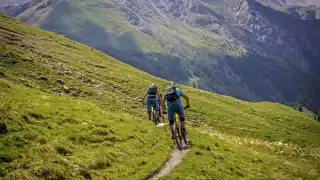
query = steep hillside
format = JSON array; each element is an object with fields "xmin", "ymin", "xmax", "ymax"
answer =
[
  {"xmin": 1, "ymin": 13, "xmax": 320, "ymax": 179},
  {"xmin": 8, "ymin": 0, "xmax": 320, "ymax": 113}
]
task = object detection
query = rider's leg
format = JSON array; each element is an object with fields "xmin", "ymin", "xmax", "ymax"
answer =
[
  {"xmin": 180, "ymin": 117, "xmax": 186, "ymax": 134},
  {"xmin": 146, "ymin": 99, "xmax": 152, "ymax": 120},
  {"xmin": 178, "ymin": 103, "xmax": 187, "ymax": 134},
  {"xmin": 158, "ymin": 106, "xmax": 162, "ymax": 117},
  {"xmin": 169, "ymin": 120, "xmax": 175, "ymax": 139},
  {"xmin": 154, "ymin": 99, "xmax": 160, "ymax": 120},
  {"xmin": 168, "ymin": 104, "xmax": 175, "ymax": 139}
]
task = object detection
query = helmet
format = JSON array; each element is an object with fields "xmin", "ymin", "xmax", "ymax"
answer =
[
  {"xmin": 169, "ymin": 81, "xmax": 176, "ymax": 88},
  {"xmin": 150, "ymin": 83, "xmax": 157, "ymax": 89}
]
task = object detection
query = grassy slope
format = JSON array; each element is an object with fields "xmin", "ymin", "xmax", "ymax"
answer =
[
  {"xmin": 0, "ymin": 79, "xmax": 171, "ymax": 180},
  {"xmin": 0, "ymin": 13, "xmax": 320, "ymax": 179}
]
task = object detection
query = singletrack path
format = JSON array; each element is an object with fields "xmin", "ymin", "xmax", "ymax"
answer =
[{"xmin": 150, "ymin": 148, "xmax": 190, "ymax": 180}]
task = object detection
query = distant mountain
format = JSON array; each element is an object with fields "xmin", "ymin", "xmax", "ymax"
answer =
[
  {"xmin": 1, "ymin": 12, "xmax": 320, "ymax": 180},
  {"xmin": 0, "ymin": 0, "xmax": 30, "ymax": 16},
  {"xmin": 256, "ymin": 0, "xmax": 320, "ymax": 19},
  {"xmin": 0, "ymin": 0, "xmax": 30, "ymax": 6},
  {"xmin": 4, "ymin": 0, "xmax": 320, "ymax": 112}
]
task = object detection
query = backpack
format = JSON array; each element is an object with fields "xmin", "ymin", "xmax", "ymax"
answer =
[
  {"xmin": 148, "ymin": 86, "xmax": 157, "ymax": 98},
  {"xmin": 165, "ymin": 86, "xmax": 179, "ymax": 102}
]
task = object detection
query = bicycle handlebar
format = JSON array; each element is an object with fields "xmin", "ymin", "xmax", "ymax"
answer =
[{"xmin": 163, "ymin": 105, "xmax": 190, "ymax": 114}]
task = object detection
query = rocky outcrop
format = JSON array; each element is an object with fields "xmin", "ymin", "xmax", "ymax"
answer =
[
  {"xmin": 230, "ymin": 0, "xmax": 320, "ymax": 111},
  {"xmin": 117, "ymin": 0, "xmax": 221, "ymax": 26},
  {"xmin": 287, "ymin": 6, "xmax": 320, "ymax": 20},
  {"xmin": 300, "ymin": 10, "xmax": 316, "ymax": 20},
  {"xmin": 230, "ymin": 0, "xmax": 320, "ymax": 69}
]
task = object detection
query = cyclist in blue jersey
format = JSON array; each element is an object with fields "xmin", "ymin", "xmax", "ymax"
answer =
[
  {"xmin": 162, "ymin": 82, "xmax": 190, "ymax": 139},
  {"xmin": 143, "ymin": 83, "xmax": 161, "ymax": 121}
]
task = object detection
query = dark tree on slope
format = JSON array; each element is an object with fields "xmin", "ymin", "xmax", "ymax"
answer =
[
  {"xmin": 0, "ymin": 122, "xmax": 7, "ymax": 134},
  {"xmin": 298, "ymin": 104, "xmax": 303, "ymax": 112},
  {"xmin": 192, "ymin": 82, "xmax": 197, "ymax": 88}
]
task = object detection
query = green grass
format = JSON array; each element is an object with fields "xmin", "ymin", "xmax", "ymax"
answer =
[
  {"xmin": 0, "ymin": 12, "xmax": 320, "ymax": 179},
  {"xmin": 163, "ymin": 130, "xmax": 320, "ymax": 180},
  {"xmin": 0, "ymin": 79, "xmax": 172, "ymax": 179}
]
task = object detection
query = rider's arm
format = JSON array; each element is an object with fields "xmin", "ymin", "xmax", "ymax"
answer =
[
  {"xmin": 142, "ymin": 89, "xmax": 148, "ymax": 102},
  {"xmin": 182, "ymin": 94, "xmax": 190, "ymax": 107}
]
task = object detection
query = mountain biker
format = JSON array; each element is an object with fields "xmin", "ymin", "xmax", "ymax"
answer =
[
  {"xmin": 143, "ymin": 83, "xmax": 160, "ymax": 121},
  {"xmin": 162, "ymin": 82, "xmax": 190, "ymax": 139}
]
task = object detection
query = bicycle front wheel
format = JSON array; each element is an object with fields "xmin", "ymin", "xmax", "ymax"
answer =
[
  {"xmin": 182, "ymin": 132, "xmax": 188, "ymax": 146},
  {"xmin": 175, "ymin": 128, "xmax": 182, "ymax": 150},
  {"xmin": 174, "ymin": 116, "xmax": 182, "ymax": 150}
]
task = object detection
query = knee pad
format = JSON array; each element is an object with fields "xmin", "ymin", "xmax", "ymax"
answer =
[
  {"xmin": 169, "ymin": 121, "xmax": 175, "ymax": 125},
  {"xmin": 180, "ymin": 117, "xmax": 185, "ymax": 122}
]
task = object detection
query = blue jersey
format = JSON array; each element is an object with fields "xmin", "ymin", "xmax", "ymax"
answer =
[{"xmin": 164, "ymin": 88, "xmax": 185, "ymax": 120}]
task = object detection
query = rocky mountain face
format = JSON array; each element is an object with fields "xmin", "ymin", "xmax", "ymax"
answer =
[
  {"xmin": 0, "ymin": 0, "xmax": 30, "ymax": 16},
  {"xmin": 258, "ymin": 0, "xmax": 320, "ymax": 7},
  {"xmin": 0, "ymin": 0, "xmax": 30, "ymax": 6},
  {"xmin": 255, "ymin": 0, "xmax": 320, "ymax": 20},
  {"xmin": 3, "ymin": 0, "xmax": 320, "ymax": 112},
  {"xmin": 287, "ymin": 5, "xmax": 320, "ymax": 20},
  {"xmin": 230, "ymin": 0, "xmax": 320, "ymax": 110}
]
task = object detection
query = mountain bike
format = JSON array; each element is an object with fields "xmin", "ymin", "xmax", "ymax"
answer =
[{"xmin": 173, "ymin": 106, "xmax": 189, "ymax": 150}]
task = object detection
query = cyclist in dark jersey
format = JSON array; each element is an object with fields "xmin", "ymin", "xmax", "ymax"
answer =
[
  {"xmin": 143, "ymin": 83, "xmax": 160, "ymax": 121},
  {"xmin": 162, "ymin": 83, "xmax": 190, "ymax": 139}
]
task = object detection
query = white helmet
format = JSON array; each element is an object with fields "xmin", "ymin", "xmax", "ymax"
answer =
[
  {"xmin": 150, "ymin": 83, "xmax": 157, "ymax": 88},
  {"xmin": 169, "ymin": 81, "xmax": 176, "ymax": 88}
]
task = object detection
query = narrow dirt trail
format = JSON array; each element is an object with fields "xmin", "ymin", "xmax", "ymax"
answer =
[{"xmin": 150, "ymin": 148, "xmax": 190, "ymax": 180}]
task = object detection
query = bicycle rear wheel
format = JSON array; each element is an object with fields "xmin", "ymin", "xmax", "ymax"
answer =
[
  {"xmin": 174, "ymin": 116, "xmax": 182, "ymax": 150},
  {"xmin": 152, "ymin": 109, "xmax": 158, "ymax": 125}
]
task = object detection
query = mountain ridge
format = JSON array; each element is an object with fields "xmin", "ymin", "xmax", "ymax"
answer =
[
  {"xmin": 1, "ymin": 12, "xmax": 320, "ymax": 179},
  {"xmin": 3, "ymin": 0, "xmax": 320, "ymax": 112}
]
